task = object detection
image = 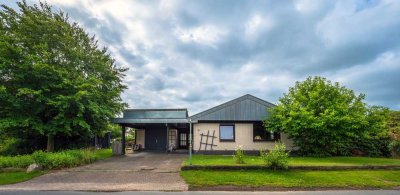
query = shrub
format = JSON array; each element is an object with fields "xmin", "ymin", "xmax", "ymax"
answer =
[
  {"xmin": 0, "ymin": 155, "xmax": 34, "ymax": 168},
  {"xmin": 233, "ymin": 146, "xmax": 245, "ymax": 164},
  {"xmin": 0, "ymin": 149, "xmax": 110, "ymax": 169},
  {"xmin": 353, "ymin": 136, "xmax": 391, "ymax": 157},
  {"xmin": 31, "ymin": 151, "xmax": 48, "ymax": 167},
  {"xmin": 389, "ymin": 140, "xmax": 400, "ymax": 157},
  {"xmin": 260, "ymin": 142, "xmax": 289, "ymax": 170}
]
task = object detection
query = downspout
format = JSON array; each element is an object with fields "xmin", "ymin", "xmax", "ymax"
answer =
[
  {"xmin": 166, "ymin": 123, "xmax": 169, "ymax": 152},
  {"xmin": 189, "ymin": 118, "xmax": 192, "ymax": 166}
]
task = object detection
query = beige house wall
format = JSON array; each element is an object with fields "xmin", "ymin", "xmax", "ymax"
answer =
[{"xmin": 193, "ymin": 123, "xmax": 293, "ymax": 152}]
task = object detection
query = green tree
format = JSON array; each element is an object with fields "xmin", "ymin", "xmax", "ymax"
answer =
[
  {"xmin": 388, "ymin": 111, "xmax": 400, "ymax": 156},
  {"xmin": 0, "ymin": 1, "xmax": 127, "ymax": 152},
  {"xmin": 265, "ymin": 76, "xmax": 389, "ymax": 156}
]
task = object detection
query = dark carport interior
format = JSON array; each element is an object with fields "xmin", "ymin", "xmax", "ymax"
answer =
[{"xmin": 111, "ymin": 109, "xmax": 190, "ymax": 153}]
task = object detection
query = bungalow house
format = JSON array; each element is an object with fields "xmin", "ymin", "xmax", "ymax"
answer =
[{"xmin": 111, "ymin": 94, "xmax": 293, "ymax": 154}]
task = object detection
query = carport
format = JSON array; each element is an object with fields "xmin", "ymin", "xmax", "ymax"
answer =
[{"xmin": 111, "ymin": 108, "xmax": 190, "ymax": 154}]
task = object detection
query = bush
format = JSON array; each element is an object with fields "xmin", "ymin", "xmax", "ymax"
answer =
[
  {"xmin": 31, "ymin": 151, "xmax": 48, "ymax": 166},
  {"xmin": 0, "ymin": 155, "xmax": 33, "ymax": 168},
  {"xmin": 233, "ymin": 146, "xmax": 245, "ymax": 164},
  {"xmin": 389, "ymin": 140, "xmax": 400, "ymax": 156},
  {"xmin": 260, "ymin": 142, "xmax": 289, "ymax": 170},
  {"xmin": 33, "ymin": 149, "xmax": 98, "ymax": 169},
  {"xmin": 0, "ymin": 149, "xmax": 110, "ymax": 169},
  {"xmin": 353, "ymin": 136, "xmax": 391, "ymax": 157}
]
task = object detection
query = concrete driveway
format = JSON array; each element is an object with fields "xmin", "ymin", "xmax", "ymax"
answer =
[{"xmin": 0, "ymin": 152, "xmax": 188, "ymax": 191}]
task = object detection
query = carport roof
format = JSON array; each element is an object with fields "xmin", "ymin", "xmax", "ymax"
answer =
[
  {"xmin": 111, "ymin": 118, "xmax": 188, "ymax": 124},
  {"xmin": 111, "ymin": 108, "xmax": 189, "ymax": 124}
]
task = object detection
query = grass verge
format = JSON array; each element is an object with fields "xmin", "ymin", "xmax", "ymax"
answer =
[
  {"xmin": 0, "ymin": 171, "xmax": 44, "ymax": 185},
  {"xmin": 185, "ymin": 155, "xmax": 400, "ymax": 166},
  {"xmin": 181, "ymin": 170, "xmax": 400, "ymax": 189}
]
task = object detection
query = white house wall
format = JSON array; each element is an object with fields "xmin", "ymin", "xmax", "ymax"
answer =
[{"xmin": 193, "ymin": 123, "xmax": 293, "ymax": 152}]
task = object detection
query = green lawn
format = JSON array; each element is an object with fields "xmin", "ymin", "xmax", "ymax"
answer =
[
  {"xmin": 181, "ymin": 170, "xmax": 400, "ymax": 189},
  {"xmin": 185, "ymin": 155, "xmax": 400, "ymax": 166},
  {"xmin": 0, "ymin": 171, "xmax": 44, "ymax": 185},
  {"xmin": 93, "ymin": 148, "xmax": 113, "ymax": 160}
]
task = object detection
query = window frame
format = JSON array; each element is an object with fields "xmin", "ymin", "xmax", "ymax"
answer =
[{"xmin": 219, "ymin": 123, "xmax": 235, "ymax": 142}]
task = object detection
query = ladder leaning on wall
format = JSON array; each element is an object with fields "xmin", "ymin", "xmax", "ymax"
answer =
[{"xmin": 198, "ymin": 130, "xmax": 217, "ymax": 152}]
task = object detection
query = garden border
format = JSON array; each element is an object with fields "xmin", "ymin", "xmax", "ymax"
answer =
[{"xmin": 181, "ymin": 165, "xmax": 400, "ymax": 170}]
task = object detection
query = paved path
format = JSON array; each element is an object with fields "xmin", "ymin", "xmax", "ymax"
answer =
[
  {"xmin": 0, "ymin": 152, "xmax": 188, "ymax": 191},
  {"xmin": 1, "ymin": 190, "xmax": 400, "ymax": 195}
]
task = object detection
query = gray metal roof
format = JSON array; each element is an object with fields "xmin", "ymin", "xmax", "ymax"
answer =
[
  {"xmin": 110, "ymin": 118, "xmax": 188, "ymax": 124},
  {"xmin": 111, "ymin": 108, "xmax": 188, "ymax": 124},
  {"xmin": 189, "ymin": 94, "xmax": 275, "ymax": 122},
  {"xmin": 123, "ymin": 108, "xmax": 188, "ymax": 119}
]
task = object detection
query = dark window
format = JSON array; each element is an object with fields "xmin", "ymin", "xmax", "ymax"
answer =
[
  {"xmin": 179, "ymin": 133, "xmax": 187, "ymax": 147},
  {"xmin": 219, "ymin": 124, "xmax": 235, "ymax": 142},
  {"xmin": 253, "ymin": 122, "xmax": 280, "ymax": 141}
]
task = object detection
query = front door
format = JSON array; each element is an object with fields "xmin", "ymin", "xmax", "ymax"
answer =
[
  {"xmin": 179, "ymin": 132, "xmax": 188, "ymax": 149},
  {"xmin": 145, "ymin": 126, "xmax": 167, "ymax": 150}
]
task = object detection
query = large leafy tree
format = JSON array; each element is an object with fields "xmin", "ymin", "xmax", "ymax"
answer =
[
  {"xmin": 265, "ymin": 76, "xmax": 389, "ymax": 156},
  {"xmin": 0, "ymin": 1, "xmax": 127, "ymax": 152}
]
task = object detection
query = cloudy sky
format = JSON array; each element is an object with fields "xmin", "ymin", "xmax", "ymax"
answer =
[{"xmin": 7, "ymin": 0, "xmax": 400, "ymax": 114}]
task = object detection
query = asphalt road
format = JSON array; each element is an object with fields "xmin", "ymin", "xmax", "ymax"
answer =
[{"xmin": 0, "ymin": 191, "xmax": 399, "ymax": 195}]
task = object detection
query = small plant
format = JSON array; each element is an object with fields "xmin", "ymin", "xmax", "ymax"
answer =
[
  {"xmin": 233, "ymin": 145, "xmax": 245, "ymax": 164},
  {"xmin": 260, "ymin": 142, "xmax": 289, "ymax": 170}
]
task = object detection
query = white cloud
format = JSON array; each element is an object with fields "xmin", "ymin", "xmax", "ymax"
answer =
[
  {"xmin": 11, "ymin": 0, "xmax": 400, "ymax": 111},
  {"xmin": 316, "ymin": 0, "xmax": 400, "ymax": 47},
  {"xmin": 174, "ymin": 25, "xmax": 228, "ymax": 48},
  {"xmin": 245, "ymin": 13, "xmax": 274, "ymax": 39},
  {"xmin": 295, "ymin": 0, "xmax": 325, "ymax": 14}
]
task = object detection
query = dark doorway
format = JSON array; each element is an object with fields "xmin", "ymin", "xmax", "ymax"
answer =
[{"xmin": 145, "ymin": 126, "xmax": 167, "ymax": 150}]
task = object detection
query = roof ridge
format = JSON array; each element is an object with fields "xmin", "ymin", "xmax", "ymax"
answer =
[
  {"xmin": 124, "ymin": 108, "xmax": 188, "ymax": 111},
  {"xmin": 190, "ymin": 94, "xmax": 274, "ymax": 120}
]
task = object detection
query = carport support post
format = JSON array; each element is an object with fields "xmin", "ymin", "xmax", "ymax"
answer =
[
  {"xmin": 189, "ymin": 119, "xmax": 192, "ymax": 166},
  {"xmin": 121, "ymin": 125, "xmax": 126, "ymax": 155}
]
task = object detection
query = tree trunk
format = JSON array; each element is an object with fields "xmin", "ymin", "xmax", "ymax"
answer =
[{"xmin": 47, "ymin": 135, "xmax": 55, "ymax": 152}]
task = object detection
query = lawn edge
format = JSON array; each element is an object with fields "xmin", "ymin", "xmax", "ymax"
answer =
[
  {"xmin": 188, "ymin": 185, "xmax": 400, "ymax": 191},
  {"xmin": 181, "ymin": 165, "xmax": 400, "ymax": 170}
]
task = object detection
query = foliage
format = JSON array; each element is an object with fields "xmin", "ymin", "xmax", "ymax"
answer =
[
  {"xmin": 389, "ymin": 141, "xmax": 400, "ymax": 156},
  {"xmin": 233, "ymin": 146, "xmax": 245, "ymax": 164},
  {"xmin": 0, "ymin": 132, "xmax": 46, "ymax": 155},
  {"xmin": 353, "ymin": 136, "xmax": 391, "ymax": 157},
  {"xmin": 388, "ymin": 111, "xmax": 400, "ymax": 156},
  {"xmin": 265, "ymin": 76, "xmax": 390, "ymax": 156},
  {"xmin": 0, "ymin": 1, "xmax": 127, "ymax": 152},
  {"xmin": 260, "ymin": 142, "xmax": 289, "ymax": 170},
  {"xmin": 0, "ymin": 154, "xmax": 34, "ymax": 168},
  {"xmin": 0, "ymin": 137, "xmax": 19, "ymax": 156},
  {"xmin": 108, "ymin": 123, "xmax": 122, "ymax": 140},
  {"xmin": 125, "ymin": 128, "xmax": 135, "ymax": 142},
  {"xmin": 0, "ymin": 149, "xmax": 111, "ymax": 169}
]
